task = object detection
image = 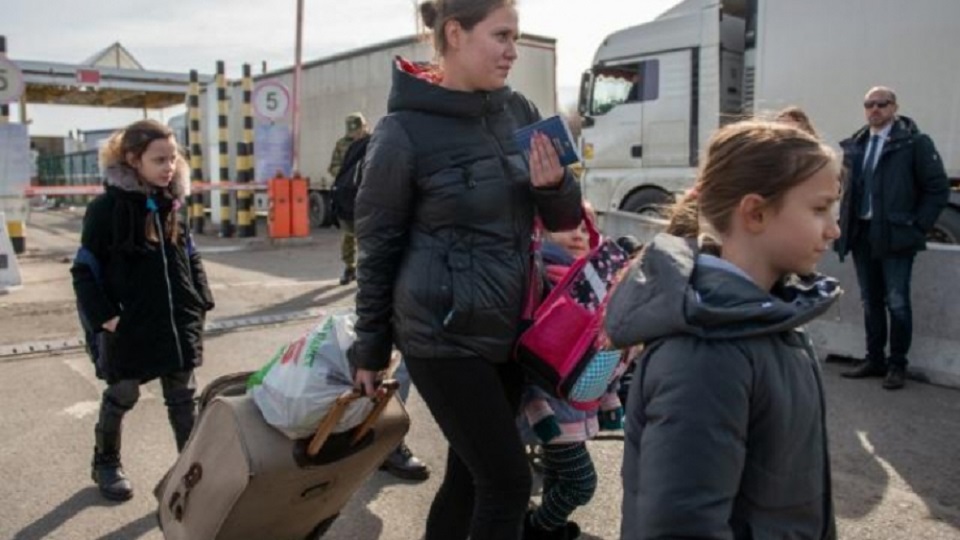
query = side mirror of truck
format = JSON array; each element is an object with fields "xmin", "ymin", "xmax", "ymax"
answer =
[{"xmin": 578, "ymin": 70, "xmax": 593, "ymax": 117}]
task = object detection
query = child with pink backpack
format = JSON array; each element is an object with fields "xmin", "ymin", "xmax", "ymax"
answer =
[{"xmin": 518, "ymin": 211, "xmax": 635, "ymax": 540}]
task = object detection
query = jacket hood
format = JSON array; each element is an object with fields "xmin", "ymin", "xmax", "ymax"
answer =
[
  {"xmin": 604, "ymin": 234, "xmax": 841, "ymax": 347},
  {"xmin": 387, "ymin": 57, "xmax": 514, "ymax": 118},
  {"xmin": 844, "ymin": 115, "xmax": 919, "ymax": 147},
  {"xmin": 103, "ymin": 162, "xmax": 190, "ymax": 202}
]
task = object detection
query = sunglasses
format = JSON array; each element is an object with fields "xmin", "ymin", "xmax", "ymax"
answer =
[{"xmin": 863, "ymin": 100, "xmax": 893, "ymax": 109}]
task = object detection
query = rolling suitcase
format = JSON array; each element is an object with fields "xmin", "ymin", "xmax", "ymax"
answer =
[{"xmin": 156, "ymin": 373, "xmax": 408, "ymax": 540}]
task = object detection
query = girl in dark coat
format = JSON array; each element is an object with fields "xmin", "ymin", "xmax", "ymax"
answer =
[
  {"xmin": 72, "ymin": 119, "xmax": 214, "ymax": 502},
  {"xmin": 349, "ymin": 1, "xmax": 582, "ymax": 538}
]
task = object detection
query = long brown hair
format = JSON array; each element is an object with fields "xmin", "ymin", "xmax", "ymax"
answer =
[
  {"xmin": 419, "ymin": 0, "xmax": 516, "ymax": 54},
  {"xmin": 100, "ymin": 119, "xmax": 187, "ymax": 243},
  {"xmin": 667, "ymin": 120, "xmax": 838, "ymax": 241}
]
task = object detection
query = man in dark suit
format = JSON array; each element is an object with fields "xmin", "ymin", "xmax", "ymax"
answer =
[{"xmin": 835, "ymin": 86, "xmax": 949, "ymax": 390}]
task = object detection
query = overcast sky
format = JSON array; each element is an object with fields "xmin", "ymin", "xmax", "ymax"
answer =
[{"xmin": 2, "ymin": 0, "xmax": 678, "ymax": 136}]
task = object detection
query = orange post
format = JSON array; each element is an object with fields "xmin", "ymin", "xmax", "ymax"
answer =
[
  {"xmin": 268, "ymin": 175, "xmax": 291, "ymax": 239},
  {"xmin": 290, "ymin": 175, "xmax": 310, "ymax": 238}
]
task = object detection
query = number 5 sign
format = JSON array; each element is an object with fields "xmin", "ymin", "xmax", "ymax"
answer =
[
  {"xmin": 0, "ymin": 56, "xmax": 25, "ymax": 104},
  {"xmin": 253, "ymin": 80, "xmax": 291, "ymax": 121}
]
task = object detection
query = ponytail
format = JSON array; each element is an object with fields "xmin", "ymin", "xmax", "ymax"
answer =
[{"xmin": 666, "ymin": 188, "xmax": 700, "ymax": 239}]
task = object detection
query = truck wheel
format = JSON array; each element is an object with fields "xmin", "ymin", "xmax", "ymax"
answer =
[
  {"xmin": 928, "ymin": 206, "xmax": 960, "ymax": 245},
  {"xmin": 620, "ymin": 189, "xmax": 673, "ymax": 218},
  {"xmin": 309, "ymin": 192, "xmax": 333, "ymax": 229}
]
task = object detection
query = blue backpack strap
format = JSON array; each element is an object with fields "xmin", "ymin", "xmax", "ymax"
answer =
[
  {"xmin": 74, "ymin": 246, "xmax": 106, "ymax": 376},
  {"xmin": 185, "ymin": 232, "xmax": 196, "ymax": 257},
  {"xmin": 74, "ymin": 246, "xmax": 103, "ymax": 283}
]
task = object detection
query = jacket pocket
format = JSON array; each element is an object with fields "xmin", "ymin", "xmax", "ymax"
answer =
[
  {"xmin": 886, "ymin": 212, "xmax": 925, "ymax": 253},
  {"xmin": 97, "ymin": 330, "xmax": 123, "ymax": 382},
  {"xmin": 442, "ymin": 248, "xmax": 475, "ymax": 334}
]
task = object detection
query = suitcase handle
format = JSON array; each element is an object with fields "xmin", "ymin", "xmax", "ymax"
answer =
[{"xmin": 306, "ymin": 379, "xmax": 400, "ymax": 457}]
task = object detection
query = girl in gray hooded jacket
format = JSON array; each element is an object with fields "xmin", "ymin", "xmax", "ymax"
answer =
[{"xmin": 605, "ymin": 120, "xmax": 842, "ymax": 540}]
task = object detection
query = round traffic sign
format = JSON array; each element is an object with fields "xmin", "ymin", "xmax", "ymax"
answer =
[
  {"xmin": 0, "ymin": 56, "xmax": 25, "ymax": 104},
  {"xmin": 253, "ymin": 80, "xmax": 291, "ymax": 121}
]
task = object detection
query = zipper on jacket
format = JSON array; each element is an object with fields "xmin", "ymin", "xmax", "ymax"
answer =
[
  {"xmin": 799, "ymin": 332, "xmax": 834, "ymax": 540},
  {"xmin": 480, "ymin": 92, "xmax": 531, "ymax": 280},
  {"xmin": 155, "ymin": 211, "xmax": 186, "ymax": 370}
]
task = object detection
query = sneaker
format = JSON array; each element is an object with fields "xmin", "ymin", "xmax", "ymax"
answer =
[{"xmin": 379, "ymin": 442, "xmax": 429, "ymax": 481}]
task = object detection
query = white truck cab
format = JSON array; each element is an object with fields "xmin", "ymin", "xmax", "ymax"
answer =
[{"xmin": 579, "ymin": 0, "xmax": 960, "ymax": 241}]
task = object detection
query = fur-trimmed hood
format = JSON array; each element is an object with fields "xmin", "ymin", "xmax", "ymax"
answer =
[
  {"xmin": 98, "ymin": 162, "xmax": 189, "ymax": 255},
  {"xmin": 102, "ymin": 162, "xmax": 190, "ymax": 201}
]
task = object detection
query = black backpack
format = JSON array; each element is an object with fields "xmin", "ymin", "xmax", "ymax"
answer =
[{"xmin": 331, "ymin": 135, "xmax": 371, "ymax": 222}]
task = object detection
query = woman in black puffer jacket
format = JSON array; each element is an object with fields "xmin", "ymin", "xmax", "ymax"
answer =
[{"xmin": 349, "ymin": 1, "xmax": 582, "ymax": 538}]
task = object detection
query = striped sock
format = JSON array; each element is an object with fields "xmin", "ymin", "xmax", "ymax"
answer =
[{"xmin": 532, "ymin": 442, "xmax": 597, "ymax": 531}]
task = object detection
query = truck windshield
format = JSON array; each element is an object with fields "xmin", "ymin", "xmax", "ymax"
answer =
[
  {"xmin": 589, "ymin": 60, "xmax": 659, "ymax": 116},
  {"xmin": 591, "ymin": 73, "xmax": 634, "ymax": 115}
]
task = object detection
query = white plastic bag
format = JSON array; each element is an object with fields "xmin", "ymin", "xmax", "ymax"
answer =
[{"xmin": 249, "ymin": 314, "xmax": 373, "ymax": 439}]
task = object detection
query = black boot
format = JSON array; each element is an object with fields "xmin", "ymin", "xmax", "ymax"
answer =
[
  {"xmin": 379, "ymin": 442, "xmax": 429, "ymax": 481},
  {"xmin": 168, "ymin": 404, "xmax": 197, "ymax": 452},
  {"xmin": 883, "ymin": 366, "xmax": 907, "ymax": 390},
  {"xmin": 841, "ymin": 360, "xmax": 887, "ymax": 379},
  {"xmin": 339, "ymin": 267, "xmax": 356, "ymax": 285},
  {"xmin": 524, "ymin": 510, "xmax": 578, "ymax": 540},
  {"xmin": 92, "ymin": 426, "xmax": 134, "ymax": 501}
]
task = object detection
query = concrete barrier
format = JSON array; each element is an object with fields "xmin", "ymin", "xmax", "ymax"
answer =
[
  {"xmin": 600, "ymin": 210, "xmax": 960, "ymax": 389},
  {"xmin": 598, "ymin": 210, "xmax": 668, "ymax": 242}
]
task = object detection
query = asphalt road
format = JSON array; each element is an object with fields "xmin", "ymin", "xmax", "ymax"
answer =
[{"xmin": 0, "ymin": 209, "xmax": 957, "ymax": 539}]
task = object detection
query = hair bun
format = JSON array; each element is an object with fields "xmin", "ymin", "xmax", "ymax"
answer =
[{"xmin": 419, "ymin": 1, "xmax": 439, "ymax": 30}]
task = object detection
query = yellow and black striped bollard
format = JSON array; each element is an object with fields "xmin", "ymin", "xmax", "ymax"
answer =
[
  {"xmin": 188, "ymin": 69, "xmax": 205, "ymax": 234},
  {"xmin": 0, "ymin": 36, "xmax": 24, "ymax": 255},
  {"xmin": 237, "ymin": 63, "xmax": 255, "ymax": 237},
  {"xmin": 0, "ymin": 37, "xmax": 8, "ymax": 125},
  {"xmin": 216, "ymin": 61, "xmax": 234, "ymax": 238}
]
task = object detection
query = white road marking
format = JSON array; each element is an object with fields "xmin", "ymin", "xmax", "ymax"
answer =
[
  {"xmin": 209, "ymin": 278, "xmax": 340, "ymax": 290},
  {"xmin": 61, "ymin": 400, "xmax": 100, "ymax": 419},
  {"xmin": 62, "ymin": 356, "xmax": 155, "ymax": 400}
]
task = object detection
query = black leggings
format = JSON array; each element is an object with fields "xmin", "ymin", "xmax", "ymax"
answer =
[
  {"xmin": 99, "ymin": 370, "xmax": 197, "ymax": 451},
  {"xmin": 405, "ymin": 356, "xmax": 531, "ymax": 540}
]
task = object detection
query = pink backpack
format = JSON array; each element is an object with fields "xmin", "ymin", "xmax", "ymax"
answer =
[{"xmin": 515, "ymin": 214, "xmax": 631, "ymax": 410}]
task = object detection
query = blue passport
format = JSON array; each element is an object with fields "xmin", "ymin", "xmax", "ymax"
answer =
[{"xmin": 514, "ymin": 115, "xmax": 581, "ymax": 167}]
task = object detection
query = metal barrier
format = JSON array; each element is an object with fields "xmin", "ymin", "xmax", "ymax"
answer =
[
  {"xmin": 36, "ymin": 151, "xmax": 100, "ymax": 205},
  {"xmin": 600, "ymin": 210, "xmax": 960, "ymax": 389},
  {"xmin": 23, "ymin": 182, "xmax": 269, "ymax": 198}
]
